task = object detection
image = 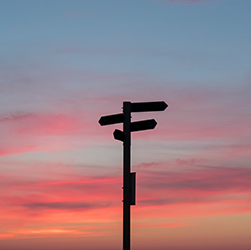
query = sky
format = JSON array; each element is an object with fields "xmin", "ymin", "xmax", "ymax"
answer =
[{"xmin": 0, "ymin": 0, "xmax": 251, "ymax": 249}]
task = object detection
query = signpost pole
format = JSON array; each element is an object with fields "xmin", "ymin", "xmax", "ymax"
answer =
[
  {"xmin": 123, "ymin": 101, "xmax": 131, "ymax": 250},
  {"xmin": 98, "ymin": 100, "xmax": 168, "ymax": 250}
]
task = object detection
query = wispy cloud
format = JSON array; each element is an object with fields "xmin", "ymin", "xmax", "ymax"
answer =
[
  {"xmin": 0, "ymin": 111, "xmax": 98, "ymax": 156},
  {"xmin": 0, "ymin": 158, "xmax": 250, "ymax": 240},
  {"xmin": 4, "ymin": 228, "xmax": 104, "ymax": 239},
  {"xmin": 23, "ymin": 201, "xmax": 111, "ymax": 210},
  {"xmin": 1, "ymin": 160, "xmax": 250, "ymax": 215},
  {"xmin": 138, "ymin": 164, "xmax": 251, "ymax": 193},
  {"xmin": 0, "ymin": 112, "xmax": 35, "ymax": 122}
]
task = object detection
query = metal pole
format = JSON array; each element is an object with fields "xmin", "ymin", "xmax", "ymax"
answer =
[{"xmin": 123, "ymin": 101, "xmax": 131, "ymax": 250}]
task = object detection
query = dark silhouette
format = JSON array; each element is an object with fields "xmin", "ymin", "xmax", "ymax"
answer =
[{"xmin": 98, "ymin": 101, "xmax": 168, "ymax": 250}]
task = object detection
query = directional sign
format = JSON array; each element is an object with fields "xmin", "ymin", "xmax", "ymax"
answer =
[
  {"xmin": 130, "ymin": 119, "xmax": 157, "ymax": 132},
  {"xmin": 113, "ymin": 129, "xmax": 125, "ymax": 142},
  {"xmin": 131, "ymin": 101, "xmax": 167, "ymax": 113},
  {"xmin": 99, "ymin": 100, "xmax": 167, "ymax": 250},
  {"xmin": 99, "ymin": 113, "xmax": 124, "ymax": 126}
]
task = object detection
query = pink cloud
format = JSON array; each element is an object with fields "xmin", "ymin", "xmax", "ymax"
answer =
[
  {"xmin": 0, "ymin": 163, "xmax": 123, "ymax": 239},
  {"xmin": 0, "ymin": 159, "xmax": 250, "ymax": 240},
  {"xmin": 138, "ymin": 163, "xmax": 251, "ymax": 192},
  {"xmin": 0, "ymin": 110, "xmax": 104, "ymax": 156},
  {"xmin": 1, "ymin": 112, "xmax": 82, "ymax": 136},
  {"xmin": 130, "ymin": 84, "xmax": 251, "ymax": 141},
  {"xmin": 1, "ymin": 160, "xmax": 250, "ymax": 217},
  {"xmin": 133, "ymin": 162, "xmax": 251, "ymax": 220}
]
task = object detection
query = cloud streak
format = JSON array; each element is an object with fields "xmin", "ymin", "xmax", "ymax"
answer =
[
  {"xmin": 0, "ymin": 112, "xmax": 36, "ymax": 122},
  {"xmin": 1, "ymin": 160, "xmax": 250, "ymax": 215},
  {"xmin": 23, "ymin": 201, "xmax": 111, "ymax": 210},
  {"xmin": 0, "ymin": 158, "xmax": 250, "ymax": 242}
]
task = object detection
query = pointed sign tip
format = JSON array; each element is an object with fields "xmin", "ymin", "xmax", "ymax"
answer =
[{"xmin": 163, "ymin": 102, "xmax": 168, "ymax": 109}]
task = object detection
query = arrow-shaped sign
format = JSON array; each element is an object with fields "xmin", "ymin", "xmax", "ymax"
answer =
[
  {"xmin": 130, "ymin": 119, "xmax": 157, "ymax": 132},
  {"xmin": 99, "ymin": 113, "xmax": 124, "ymax": 126},
  {"xmin": 113, "ymin": 129, "xmax": 125, "ymax": 142},
  {"xmin": 131, "ymin": 101, "xmax": 167, "ymax": 113}
]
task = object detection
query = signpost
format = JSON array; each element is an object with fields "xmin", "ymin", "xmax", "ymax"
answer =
[{"xmin": 98, "ymin": 101, "xmax": 168, "ymax": 250}]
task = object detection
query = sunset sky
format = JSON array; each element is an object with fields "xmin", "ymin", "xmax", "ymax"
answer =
[{"xmin": 1, "ymin": 0, "xmax": 251, "ymax": 249}]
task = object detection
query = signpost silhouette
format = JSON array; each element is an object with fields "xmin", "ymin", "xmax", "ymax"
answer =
[{"xmin": 98, "ymin": 101, "xmax": 168, "ymax": 250}]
